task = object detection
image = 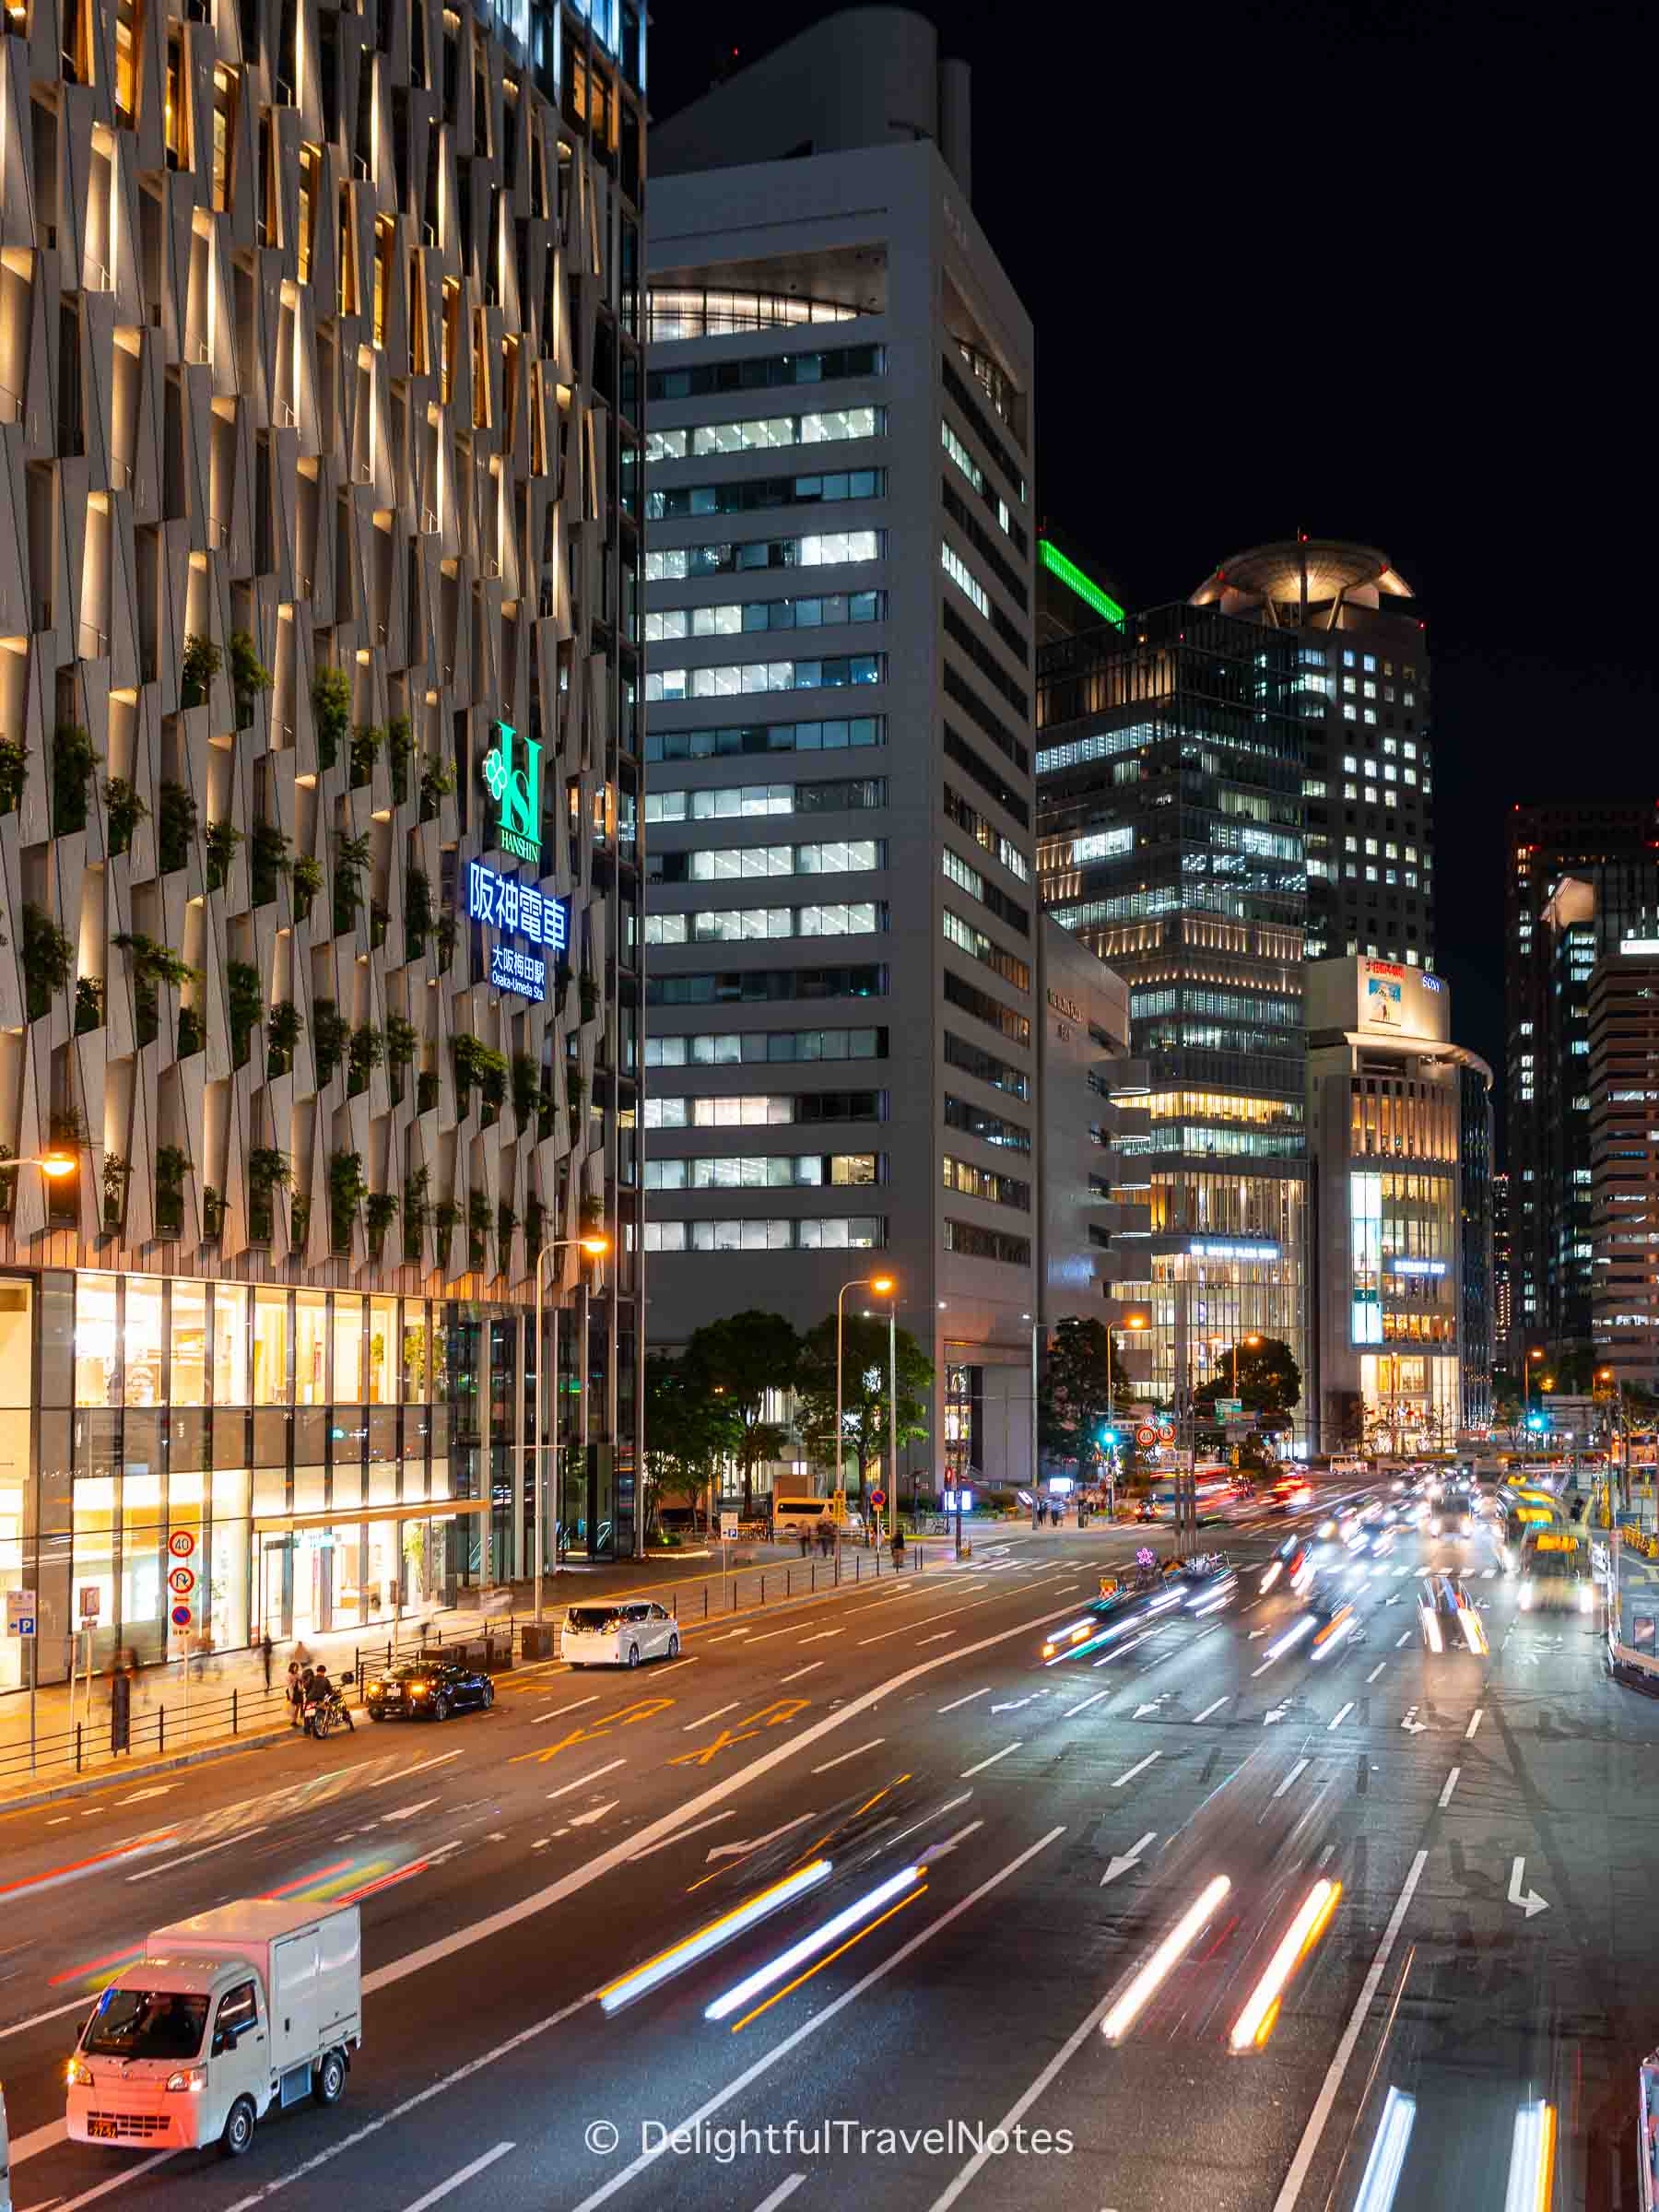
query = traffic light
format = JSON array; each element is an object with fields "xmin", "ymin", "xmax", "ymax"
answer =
[{"xmin": 1525, "ymin": 1412, "xmax": 1548, "ymax": 1432}]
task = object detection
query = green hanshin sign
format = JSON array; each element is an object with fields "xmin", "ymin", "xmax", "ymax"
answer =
[{"xmin": 482, "ymin": 719, "xmax": 542, "ymax": 865}]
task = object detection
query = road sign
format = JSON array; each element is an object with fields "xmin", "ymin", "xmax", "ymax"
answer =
[
  {"xmin": 79, "ymin": 1584, "xmax": 101, "ymax": 1622},
  {"xmin": 1216, "ymin": 1397, "xmax": 1243, "ymax": 1420},
  {"xmin": 168, "ymin": 1530, "xmax": 196, "ymax": 1559},
  {"xmin": 831, "ymin": 1488, "xmax": 848, "ymax": 1524},
  {"xmin": 869, "ymin": 1488, "xmax": 886, "ymax": 1510},
  {"xmin": 6, "ymin": 1590, "xmax": 36, "ymax": 1638},
  {"xmin": 1156, "ymin": 1421, "xmax": 1175, "ymax": 1442},
  {"xmin": 1135, "ymin": 1424, "xmax": 1158, "ymax": 1447},
  {"xmin": 168, "ymin": 1566, "xmax": 196, "ymax": 1596},
  {"xmin": 720, "ymin": 1512, "xmax": 738, "ymax": 1541},
  {"xmin": 170, "ymin": 1602, "xmax": 193, "ymax": 1630}
]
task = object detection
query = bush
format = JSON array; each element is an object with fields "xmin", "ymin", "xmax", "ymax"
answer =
[
  {"xmin": 406, "ymin": 866, "xmax": 432, "ymax": 959},
  {"xmin": 22, "ymin": 904, "xmax": 74, "ymax": 1021},
  {"xmin": 206, "ymin": 818, "xmax": 243, "ymax": 892},
  {"xmin": 158, "ymin": 782, "xmax": 196, "ymax": 874},
  {"xmin": 180, "ymin": 634, "xmax": 221, "ymax": 710},
  {"xmin": 103, "ymin": 776, "xmax": 147, "ymax": 856},
  {"xmin": 227, "ymin": 961, "xmax": 263, "ymax": 1067},
  {"xmin": 312, "ymin": 1000, "xmax": 348, "ymax": 1085},
  {"xmin": 328, "ymin": 1150, "xmax": 368, "ymax": 1252},
  {"xmin": 0, "ymin": 737, "xmax": 27, "ymax": 815},
  {"xmin": 312, "ymin": 665, "xmax": 350, "ymax": 773},
  {"xmin": 250, "ymin": 819, "xmax": 290, "ymax": 906},
  {"xmin": 291, "ymin": 853, "xmax": 324, "ymax": 920},
  {"xmin": 74, "ymin": 976, "xmax": 104, "ymax": 1035},
  {"xmin": 155, "ymin": 1145, "xmax": 189, "ymax": 1234},
  {"xmin": 266, "ymin": 999, "xmax": 303, "ymax": 1076},
  {"xmin": 52, "ymin": 723, "xmax": 97, "ymax": 835},
  {"xmin": 350, "ymin": 722, "xmax": 382, "ymax": 788},
  {"xmin": 366, "ymin": 1190, "xmax": 399, "ymax": 1256},
  {"xmin": 388, "ymin": 716, "xmax": 414, "ymax": 805},
  {"xmin": 229, "ymin": 629, "xmax": 273, "ymax": 729}
]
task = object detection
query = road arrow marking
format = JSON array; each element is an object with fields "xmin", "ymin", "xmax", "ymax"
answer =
[
  {"xmin": 382, "ymin": 1797, "xmax": 441, "ymax": 1824},
  {"xmin": 1112, "ymin": 1750, "xmax": 1161, "ymax": 1789},
  {"xmin": 705, "ymin": 1813, "xmax": 817, "ymax": 1863},
  {"xmin": 1327, "ymin": 1701, "xmax": 1354, "ymax": 1732},
  {"xmin": 1133, "ymin": 1697, "xmax": 1169, "ymax": 1720},
  {"xmin": 991, "ymin": 1696, "xmax": 1035, "ymax": 1713},
  {"xmin": 1100, "ymin": 1830, "xmax": 1157, "ymax": 1886},
  {"xmin": 1508, "ymin": 1855, "xmax": 1549, "ymax": 1917},
  {"xmin": 1438, "ymin": 1767, "xmax": 1460, "ymax": 1808},
  {"xmin": 1401, "ymin": 1707, "xmax": 1427, "ymax": 1735},
  {"xmin": 920, "ymin": 1819, "xmax": 984, "ymax": 1867},
  {"xmin": 115, "ymin": 1787, "xmax": 172, "ymax": 1806},
  {"xmin": 1264, "ymin": 1701, "xmax": 1291, "ymax": 1726},
  {"xmin": 1384, "ymin": 1595, "xmax": 1401, "ymax": 1606},
  {"xmin": 568, "ymin": 1802, "xmax": 616, "ymax": 1828},
  {"xmin": 1248, "ymin": 1628, "xmax": 1270, "ymax": 1641}
]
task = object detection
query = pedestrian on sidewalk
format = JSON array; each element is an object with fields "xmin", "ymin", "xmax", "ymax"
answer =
[
  {"xmin": 288, "ymin": 1662, "xmax": 304, "ymax": 1727},
  {"xmin": 260, "ymin": 1631, "xmax": 274, "ymax": 1691},
  {"xmin": 798, "ymin": 1527, "xmax": 811, "ymax": 1560}
]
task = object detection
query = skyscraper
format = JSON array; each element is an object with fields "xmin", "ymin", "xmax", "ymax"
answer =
[
  {"xmin": 1189, "ymin": 541, "xmax": 1435, "ymax": 969},
  {"xmin": 641, "ymin": 13, "xmax": 1071, "ymax": 1490},
  {"xmin": 1505, "ymin": 803, "xmax": 1659, "ymax": 1359},
  {"xmin": 1493, "ymin": 1171, "xmax": 1513, "ymax": 1349},
  {"xmin": 1588, "ymin": 947, "xmax": 1659, "ymax": 1393},
  {"xmin": 1035, "ymin": 603, "xmax": 1309, "ymax": 1433}
]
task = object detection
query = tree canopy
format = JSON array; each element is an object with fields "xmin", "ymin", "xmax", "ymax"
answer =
[
  {"xmin": 794, "ymin": 1312, "xmax": 933, "ymax": 1496},
  {"xmin": 1193, "ymin": 1336, "xmax": 1301, "ymax": 1428},
  {"xmin": 1039, "ymin": 1315, "xmax": 1136, "ymax": 1473},
  {"xmin": 643, "ymin": 1352, "xmax": 743, "ymax": 1533},
  {"xmin": 679, "ymin": 1310, "xmax": 800, "ymax": 1519}
]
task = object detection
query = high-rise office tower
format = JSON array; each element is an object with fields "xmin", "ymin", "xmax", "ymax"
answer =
[
  {"xmin": 1588, "ymin": 947, "xmax": 1659, "ymax": 1392},
  {"xmin": 0, "ymin": 0, "xmax": 647, "ymax": 1707},
  {"xmin": 1505, "ymin": 803, "xmax": 1659, "ymax": 1359},
  {"xmin": 1493, "ymin": 1172, "xmax": 1513, "ymax": 1349},
  {"xmin": 1035, "ymin": 603, "xmax": 1310, "ymax": 1434},
  {"xmin": 1190, "ymin": 541, "xmax": 1435, "ymax": 969},
  {"xmin": 641, "ymin": 13, "xmax": 1089, "ymax": 1492}
]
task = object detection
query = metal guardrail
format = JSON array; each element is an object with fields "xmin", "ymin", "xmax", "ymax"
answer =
[{"xmin": 0, "ymin": 1677, "xmax": 294, "ymax": 1788}]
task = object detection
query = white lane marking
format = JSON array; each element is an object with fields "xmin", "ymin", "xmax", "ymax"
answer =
[
  {"xmin": 1481, "ymin": 1567, "xmax": 1497, "ymax": 1580},
  {"xmin": 1439, "ymin": 1768, "xmax": 1461, "ymax": 1808},
  {"xmin": 683, "ymin": 1701, "xmax": 743, "ymax": 1733},
  {"xmin": 1112, "ymin": 1750, "xmax": 1161, "ymax": 1790},
  {"xmin": 1367, "ymin": 1663, "xmax": 1387, "ymax": 1683},
  {"xmin": 705, "ymin": 1815, "xmax": 818, "ymax": 1865},
  {"xmin": 938, "ymin": 1687, "xmax": 990, "ymax": 1714},
  {"xmin": 1465, "ymin": 1707, "xmax": 1483, "ymax": 1740},
  {"xmin": 369, "ymin": 1747, "xmax": 467, "ymax": 1780},
  {"xmin": 750, "ymin": 2179, "xmax": 806, "ymax": 2212},
  {"xmin": 533, "ymin": 1699, "xmax": 599, "ymax": 1725},
  {"xmin": 743, "ymin": 1626, "xmax": 800, "ymax": 1645},
  {"xmin": 1100, "ymin": 1830, "xmax": 1158, "ymax": 1887},
  {"xmin": 780, "ymin": 1663, "xmax": 824, "ymax": 1684},
  {"xmin": 128, "ymin": 1825, "xmax": 267, "ymax": 1881},
  {"xmin": 1327, "ymin": 1702, "xmax": 1355, "ymax": 1732},
  {"xmin": 0, "ymin": 1994, "xmax": 110, "ymax": 2047},
  {"xmin": 1395, "ymin": 1631, "xmax": 1413, "ymax": 1648},
  {"xmin": 917, "ymin": 1631, "xmax": 955, "ymax": 1646},
  {"xmin": 545, "ymin": 1759, "xmax": 628, "ymax": 1801},
  {"xmin": 398, "ymin": 2143, "xmax": 516, "ymax": 2212},
  {"xmin": 567, "ymin": 1829, "xmax": 1067, "ymax": 2212},
  {"xmin": 1251, "ymin": 1658, "xmax": 1277, "ymax": 1678},
  {"xmin": 960, "ymin": 1743, "xmax": 1021, "ymax": 1779},
  {"xmin": 812, "ymin": 1739, "xmax": 885, "ymax": 1775},
  {"xmin": 1268, "ymin": 1850, "xmax": 1429, "ymax": 2212},
  {"xmin": 1062, "ymin": 1689, "xmax": 1112, "ymax": 1718},
  {"xmin": 359, "ymin": 1591, "xmax": 1100, "ymax": 1999},
  {"xmin": 1193, "ymin": 1696, "xmax": 1230, "ymax": 1724},
  {"xmin": 1273, "ymin": 1758, "xmax": 1310, "ymax": 1799},
  {"xmin": 627, "ymin": 1810, "xmax": 735, "ymax": 1861},
  {"xmin": 381, "ymin": 1797, "xmax": 441, "ymax": 1825},
  {"xmin": 797, "ymin": 1630, "xmax": 841, "ymax": 1645},
  {"xmin": 49, "ymin": 2148, "xmax": 176, "ymax": 2208},
  {"xmin": 5, "ymin": 2117, "xmax": 65, "ymax": 2166}
]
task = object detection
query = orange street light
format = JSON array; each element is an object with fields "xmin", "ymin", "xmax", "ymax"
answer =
[
  {"xmin": 578, "ymin": 1233, "xmax": 609, "ymax": 1256},
  {"xmin": 18, "ymin": 1151, "xmax": 76, "ymax": 1179}
]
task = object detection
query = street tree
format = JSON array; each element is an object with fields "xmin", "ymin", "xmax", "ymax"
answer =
[
  {"xmin": 794, "ymin": 1312, "xmax": 933, "ymax": 1503},
  {"xmin": 643, "ymin": 1353, "xmax": 743, "ymax": 1536},
  {"xmin": 679, "ymin": 1311, "xmax": 799, "ymax": 1521},
  {"xmin": 1193, "ymin": 1336, "xmax": 1302, "ymax": 1431},
  {"xmin": 1039, "ymin": 1315, "xmax": 1136, "ymax": 1481}
]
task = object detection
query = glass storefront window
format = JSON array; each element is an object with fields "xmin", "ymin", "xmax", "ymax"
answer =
[
  {"xmin": 253, "ymin": 1289, "xmax": 289, "ymax": 1404},
  {"xmin": 120, "ymin": 1467, "xmax": 164, "ymax": 1662},
  {"xmin": 75, "ymin": 1274, "xmax": 120, "ymax": 1406},
  {"xmin": 368, "ymin": 1299, "xmax": 395, "ymax": 1404},
  {"xmin": 403, "ymin": 1301, "xmax": 429, "ymax": 1401},
  {"xmin": 213, "ymin": 1284, "xmax": 248, "ymax": 1406},
  {"xmin": 295, "ymin": 1292, "xmax": 327, "ymax": 1406},
  {"xmin": 209, "ymin": 1465, "xmax": 250, "ymax": 1651},
  {"xmin": 125, "ymin": 1278, "xmax": 163, "ymax": 1406},
  {"xmin": 72, "ymin": 1475, "xmax": 119, "ymax": 1660},
  {"xmin": 171, "ymin": 1281, "xmax": 206, "ymax": 1404},
  {"xmin": 334, "ymin": 1295, "xmax": 363, "ymax": 1403}
]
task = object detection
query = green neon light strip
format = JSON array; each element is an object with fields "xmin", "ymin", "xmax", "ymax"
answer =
[{"xmin": 1039, "ymin": 540, "xmax": 1125, "ymax": 629}]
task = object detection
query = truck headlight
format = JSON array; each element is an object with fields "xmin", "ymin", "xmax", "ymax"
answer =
[
  {"xmin": 66, "ymin": 2055, "xmax": 94, "ymax": 2087},
  {"xmin": 1519, "ymin": 1581, "xmax": 1534, "ymax": 1609},
  {"xmin": 1579, "ymin": 1584, "xmax": 1594, "ymax": 1614},
  {"xmin": 165, "ymin": 2065, "xmax": 207, "ymax": 2092}
]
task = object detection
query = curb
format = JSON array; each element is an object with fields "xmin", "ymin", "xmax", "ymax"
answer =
[{"xmin": 0, "ymin": 1722, "xmax": 293, "ymax": 1817}]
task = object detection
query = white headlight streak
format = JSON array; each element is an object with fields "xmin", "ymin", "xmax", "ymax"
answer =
[
  {"xmin": 703, "ymin": 1865, "xmax": 922, "ymax": 2022},
  {"xmin": 598, "ymin": 1859, "xmax": 834, "ymax": 2013},
  {"xmin": 1101, "ymin": 1876, "xmax": 1231, "ymax": 2042}
]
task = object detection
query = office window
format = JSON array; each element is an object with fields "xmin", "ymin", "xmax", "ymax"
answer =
[
  {"xmin": 644, "ymin": 406, "xmax": 884, "ymax": 463},
  {"xmin": 75, "ymin": 1275, "xmax": 120, "ymax": 1406},
  {"xmin": 213, "ymin": 1286, "xmax": 248, "ymax": 1406},
  {"xmin": 646, "ymin": 653, "xmax": 884, "ymax": 703},
  {"xmin": 645, "ymin": 530, "xmax": 884, "ymax": 581}
]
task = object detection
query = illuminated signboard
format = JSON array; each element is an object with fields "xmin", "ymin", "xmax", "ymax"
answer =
[
  {"xmin": 1389, "ymin": 1257, "xmax": 1448, "ymax": 1277},
  {"xmin": 1192, "ymin": 1240, "xmax": 1282, "ymax": 1261},
  {"xmin": 465, "ymin": 860, "xmax": 569, "ymax": 1004},
  {"xmin": 482, "ymin": 720, "xmax": 543, "ymax": 865}
]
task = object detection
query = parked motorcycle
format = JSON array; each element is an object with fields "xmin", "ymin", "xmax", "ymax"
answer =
[{"xmin": 303, "ymin": 1673, "xmax": 356, "ymax": 1739}]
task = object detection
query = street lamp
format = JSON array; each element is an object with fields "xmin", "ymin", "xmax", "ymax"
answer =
[
  {"xmin": 532, "ymin": 1231, "xmax": 609, "ymax": 1626},
  {"xmin": 1103, "ymin": 1310, "xmax": 1150, "ymax": 1516},
  {"xmin": 1527, "ymin": 1347, "xmax": 1545, "ymax": 1415},
  {"xmin": 1231, "ymin": 1333, "xmax": 1262, "ymax": 1397},
  {"xmin": 835, "ymin": 1275, "xmax": 894, "ymax": 1539}
]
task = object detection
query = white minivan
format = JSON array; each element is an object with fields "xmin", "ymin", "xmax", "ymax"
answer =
[{"xmin": 561, "ymin": 1600, "xmax": 680, "ymax": 1668}]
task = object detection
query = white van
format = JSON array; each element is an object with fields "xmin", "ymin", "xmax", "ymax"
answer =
[
  {"xmin": 771, "ymin": 1495, "xmax": 863, "ymax": 1539},
  {"xmin": 66, "ymin": 1900, "xmax": 360, "ymax": 2159}
]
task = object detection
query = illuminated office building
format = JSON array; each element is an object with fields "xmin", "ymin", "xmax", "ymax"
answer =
[
  {"xmin": 1304, "ymin": 959, "xmax": 1492, "ymax": 1453},
  {"xmin": 1036, "ymin": 601, "xmax": 1309, "ymax": 1439},
  {"xmin": 1588, "ymin": 947, "xmax": 1659, "ymax": 1393},
  {"xmin": 0, "ymin": 0, "xmax": 646, "ymax": 1692}
]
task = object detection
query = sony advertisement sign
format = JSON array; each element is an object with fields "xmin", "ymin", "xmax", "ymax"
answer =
[{"xmin": 1306, "ymin": 955, "xmax": 1450, "ymax": 1044}]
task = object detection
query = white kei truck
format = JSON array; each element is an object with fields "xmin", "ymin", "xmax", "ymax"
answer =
[{"xmin": 65, "ymin": 1900, "xmax": 361, "ymax": 2159}]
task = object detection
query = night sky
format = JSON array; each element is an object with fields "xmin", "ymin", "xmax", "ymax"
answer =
[{"xmin": 646, "ymin": 0, "xmax": 1655, "ymax": 1145}]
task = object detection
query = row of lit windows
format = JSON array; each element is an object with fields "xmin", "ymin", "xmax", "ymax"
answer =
[
  {"xmin": 943, "ymin": 1093, "xmax": 1031, "ymax": 1152},
  {"xmin": 645, "ymin": 715, "xmax": 883, "ymax": 764},
  {"xmin": 943, "ymin": 909, "xmax": 1031, "ymax": 993},
  {"xmin": 941, "ymin": 848, "xmax": 1030, "ymax": 935},
  {"xmin": 646, "ymin": 653, "xmax": 884, "ymax": 703},
  {"xmin": 647, "ymin": 470, "xmax": 885, "ymax": 522},
  {"xmin": 643, "ymin": 1155, "xmax": 879, "ymax": 1190},
  {"xmin": 1145, "ymin": 1090, "xmax": 1304, "ymax": 1126},
  {"xmin": 645, "ymin": 530, "xmax": 884, "ymax": 582},
  {"xmin": 941, "ymin": 539, "xmax": 990, "ymax": 619},
  {"xmin": 645, "ymin": 902, "xmax": 885, "ymax": 946},
  {"xmin": 646, "ymin": 406, "xmax": 884, "ymax": 463},
  {"xmin": 683, "ymin": 840, "xmax": 883, "ymax": 882},
  {"xmin": 940, "ymin": 420, "xmax": 1016, "ymax": 539},
  {"xmin": 643, "ymin": 1091, "xmax": 883, "ymax": 1129},
  {"xmin": 645, "ymin": 778, "xmax": 884, "ymax": 823},
  {"xmin": 644, "ymin": 591, "xmax": 883, "ymax": 642},
  {"xmin": 942, "ymin": 1154, "xmax": 1030, "ymax": 1211},
  {"xmin": 644, "ymin": 1028, "xmax": 885, "ymax": 1068},
  {"xmin": 644, "ymin": 1218, "xmax": 884, "ymax": 1253},
  {"xmin": 943, "ymin": 785, "xmax": 1030, "ymax": 881}
]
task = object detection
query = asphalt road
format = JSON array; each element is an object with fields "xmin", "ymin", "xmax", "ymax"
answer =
[{"xmin": 2, "ymin": 1486, "xmax": 1653, "ymax": 2212}]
